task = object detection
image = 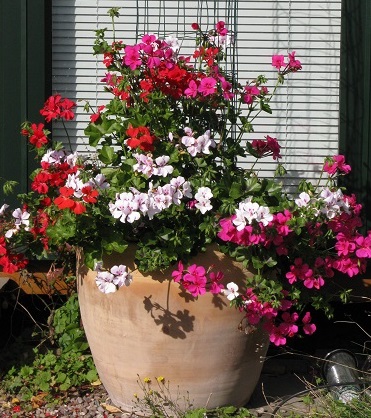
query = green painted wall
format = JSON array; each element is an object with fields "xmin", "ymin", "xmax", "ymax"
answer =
[
  {"xmin": 340, "ymin": 0, "xmax": 371, "ymax": 231},
  {"xmin": 0, "ymin": 0, "xmax": 51, "ymax": 206}
]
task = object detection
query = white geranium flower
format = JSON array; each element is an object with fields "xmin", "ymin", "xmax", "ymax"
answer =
[
  {"xmin": 0, "ymin": 204, "xmax": 9, "ymax": 215},
  {"xmin": 195, "ymin": 187, "xmax": 213, "ymax": 214},
  {"xmin": 95, "ymin": 271, "xmax": 117, "ymax": 294},
  {"xmin": 12, "ymin": 208, "xmax": 30, "ymax": 229},
  {"xmin": 233, "ymin": 198, "xmax": 272, "ymax": 229},
  {"xmin": 41, "ymin": 149, "xmax": 65, "ymax": 164},
  {"xmin": 222, "ymin": 282, "xmax": 239, "ymax": 301},
  {"xmin": 110, "ymin": 264, "xmax": 133, "ymax": 288},
  {"xmin": 165, "ymin": 34, "xmax": 180, "ymax": 52},
  {"xmin": 295, "ymin": 192, "xmax": 311, "ymax": 207},
  {"xmin": 255, "ymin": 206, "xmax": 273, "ymax": 226},
  {"xmin": 91, "ymin": 173, "xmax": 110, "ymax": 189},
  {"xmin": 195, "ymin": 130, "xmax": 216, "ymax": 154},
  {"xmin": 5, "ymin": 228, "xmax": 18, "ymax": 238}
]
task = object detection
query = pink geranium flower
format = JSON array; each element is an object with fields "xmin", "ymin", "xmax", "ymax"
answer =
[
  {"xmin": 198, "ymin": 77, "xmax": 217, "ymax": 96},
  {"xmin": 272, "ymin": 54, "xmax": 285, "ymax": 69},
  {"xmin": 184, "ymin": 80, "xmax": 198, "ymax": 98},
  {"xmin": 302, "ymin": 312, "xmax": 316, "ymax": 335},
  {"xmin": 324, "ymin": 155, "xmax": 351, "ymax": 176},
  {"xmin": 124, "ymin": 44, "xmax": 141, "ymax": 70}
]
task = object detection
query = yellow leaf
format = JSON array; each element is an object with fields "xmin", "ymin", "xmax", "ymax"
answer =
[
  {"xmin": 31, "ymin": 393, "xmax": 48, "ymax": 409},
  {"xmin": 91, "ymin": 379, "xmax": 102, "ymax": 386},
  {"xmin": 11, "ymin": 398, "xmax": 20, "ymax": 404},
  {"xmin": 101, "ymin": 402, "xmax": 122, "ymax": 413}
]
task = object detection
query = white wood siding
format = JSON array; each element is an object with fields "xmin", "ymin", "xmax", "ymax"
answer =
[{"xmin": 52, "ymin": 0, "xmax": 342, "ymax": 183}]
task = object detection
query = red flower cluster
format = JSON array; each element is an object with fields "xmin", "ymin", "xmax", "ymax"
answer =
[
  {"xmin": 251, "ymin": 135, "xmax": 282, "ymax": 160},
  {"xmin": 126, "ymin": 125, "xmax": 155, "ymax": 151},
  {"xmin": 21, "ymin": 123, "xmax": 49, "ymax": 148},
  {"xmin": 32, "ymin": 159, "xmax": 79, "ymax": 195},
  {"xmin": 0, "ymin": 235, "xmax": 28, "ymax": 273},
  {"xmin": 40, "ymin": 94, "xmax": 76, "ymax": 123},
  {"xmin": 54, "ymin": 185, "xmax": 99, "ymax": 215},
  {"xmin": 99, "ymin": 21, "xmax": 237, "ymax": 117}
]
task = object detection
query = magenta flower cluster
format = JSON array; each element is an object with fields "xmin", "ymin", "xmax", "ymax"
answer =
[
  {"xmin": 171, "ymin": 155, "xmax": 371, "ymax": 346},
  {"xmin": 171, "ymin": 261, "xmax": 225, "ymax": 297}
]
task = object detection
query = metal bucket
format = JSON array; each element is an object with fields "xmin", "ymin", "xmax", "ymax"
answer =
[{"xmin": 322, "ymin": 349, "xmax": 361, "ymax": 403}]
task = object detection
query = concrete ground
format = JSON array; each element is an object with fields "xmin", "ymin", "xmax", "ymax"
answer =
[
  {"xmin": 245, "ymin": 302, "xmax": 371, "ymax": 417},
  {"xmin": 247, "ymin": 351, "xmax": 317, "ymax": 417}
]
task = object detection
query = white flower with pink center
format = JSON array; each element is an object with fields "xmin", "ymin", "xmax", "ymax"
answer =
[
  {"xmin": 95, "ymin": 271, "xmax": 117, "ymax": 294},
  {"xmin": 295, "ymin": 192, "xmax": 311, "ymax": 207},
  {"xmin": 195, "ymin": 187, "xmax": 213, "ymax": 214},
  {"xmin": 110, "ymin": 264, "xmax": 133, "ymax": 287},
  {"xmin": 109, "ymin": 192, "xmax": 141, "ymax": 223},
  {"xmin": 222, "ymin": 282, "xmax": 239, "ymax": 301},
  {"xmin": 233, "ymin": 198, "xmax": 273, "ymax": 230}
]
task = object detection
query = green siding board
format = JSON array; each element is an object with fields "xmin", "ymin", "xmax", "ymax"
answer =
[
  {"xmin": 0, "ymin": 0, "xmax": 51, "ymax": 206},
  {"xmin": 0, "ymin": 1, "xmax": 28, "ymax": 204},
  {"xmin": 340, "ymin": 0, "xmax": 371, "ymax": 231}
]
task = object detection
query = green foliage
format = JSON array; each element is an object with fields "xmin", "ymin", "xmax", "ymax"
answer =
[
  {"xmin": 1, "ymin": 178, "xmax": 18, "ymax": 195},
  {"xmin": 1, "ymin": 294, "xmax": 98, "ymax": 401},
  {"xmin": 184, "ymin": 406, "xmax": 252, "ymax": 417}
]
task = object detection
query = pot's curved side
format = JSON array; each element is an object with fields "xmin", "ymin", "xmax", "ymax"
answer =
[{"xmin": 77, "ymin": 246, "xmax": 269, "ymax": 412}]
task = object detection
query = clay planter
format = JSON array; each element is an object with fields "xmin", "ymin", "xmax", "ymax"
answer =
[{"xmin": 77, "ymin": 245, "xmax": 268, "ymax": 412}]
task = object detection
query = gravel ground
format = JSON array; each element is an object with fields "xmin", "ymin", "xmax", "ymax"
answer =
[
  {"xmin": 0, "ymin": 385, "xmax": 140, "ymax": 418},
  {"xmin": 0, "ymin": 384, "xmax": 273, "ymax": 418}
]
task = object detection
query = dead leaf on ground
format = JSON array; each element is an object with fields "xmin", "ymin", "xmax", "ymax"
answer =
[
  {"xmin": 91, "ymin": 379, "xmax": 102, "ymax": 386},
  {"xmin": 101, "ymin": 402, "xmax": 123, "ymax": 413},
  {"xmin": 31, "ymin": 392, "xmax": 48, "ymax": 409}
]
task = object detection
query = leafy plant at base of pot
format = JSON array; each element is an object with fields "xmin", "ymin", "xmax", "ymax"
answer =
[
  {"xmin": 1, "ymin": 294, "xmax": 98, "ymax": 402},
  {"xmin": 1, "ymin": 7, "xmax": 371, "ymax": 346}
]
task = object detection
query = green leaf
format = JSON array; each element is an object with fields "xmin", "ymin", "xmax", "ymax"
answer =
[
  {"xmin": 265, "ymin": 179, "xmax": 283, "ymax": 195},
  {"xmin": 56, "ymin": 372, "xmax": 67, "ymax": 384},
  {"xmin": 99, "ymin": 145, "xmax": 118, "ymax": 165},
  {"xmin": 228, "ymin": 182, "xmax": 243, "ymax": 199},
  {"xmin": 102, "ymin": 238, "xmax": 128, "ymax": 254},
  {"xmin": 260, "ymin": 102, "xmax": 272, "ymax": 114},
  {"xmin": 47, "ymin": 211, "xmax": 77, "ymax": 244},
  {"xmin": 244, "ymin": 177, "xmax": 261, "ymax": 193},
  {"xmin": 274, "ymin": 163, "xmax": 286, "ymax": 177},
  {"xmin": 83, "ymin": 247, "xmax": 103, "ymax": 269},
  {"xmin": 86, "ymin": 369, "xmax": 99, "ymax": 382},
  {"xmin": 84, "ymin": 116, "xmax": 122, "ymax": 147},
  {"xmin": 108, "ymin": 7, "xmax": 120, "ymax": 18},
  {"xmin": 2, "ymin": 179, "xmax": 18, "ymax": 195}
]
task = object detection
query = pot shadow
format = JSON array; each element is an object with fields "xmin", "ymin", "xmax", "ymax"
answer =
[
  {"xmin": 143, "ymin": 295, "xmax": 195, "ymax": 339},
  {"xmin": 142, "ymin": 291, "xmax": 228, "ymax": 339}
]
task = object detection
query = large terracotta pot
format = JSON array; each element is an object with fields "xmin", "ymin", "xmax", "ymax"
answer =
[{"xmin": 77, "ymin": 245, "xmax": 269, "ymax": 412}]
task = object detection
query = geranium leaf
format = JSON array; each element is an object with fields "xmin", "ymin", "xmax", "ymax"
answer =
[{"xmin": 99, "ymin": 145, "xmax": 118, "ymax": 165}]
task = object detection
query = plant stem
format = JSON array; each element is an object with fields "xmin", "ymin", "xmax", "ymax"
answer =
[{"xmin": 61, "ymin": 118, "xmax": 73, "ymax": 153}]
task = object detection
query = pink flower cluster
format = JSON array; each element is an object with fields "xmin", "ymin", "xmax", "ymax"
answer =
[
  {"xmin": 99, "ymin": 21, "xmax": 297, "ymax": 111},
  {"xmin": 240, "ymin": 288, "xmax": 316, "ymax": 346},
  {"xmin": 171, "ymin": 261, "xmax": 225, "ymax": 297},
  {"xmin": 209, "ymin": 156, "xmax": 371, "ymax": 345},
  {"xmin": 272, "ymin": 51, "xmax": 302, "ymax": 74},
  {"xmin": 323, "ymin": 155, "xmax": 351, "ymax": 176}
]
